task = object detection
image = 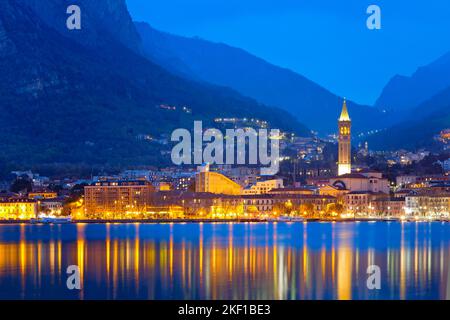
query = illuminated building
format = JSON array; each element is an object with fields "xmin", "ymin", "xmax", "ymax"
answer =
[
  {"xmin": 39, "ymin": 198, "xmax": 64, "ymax": 215},
  {"xmin": 0, "ymin": 199, "xmax": 38, "ymax": 220},
  {"xmin": 195, "ymin": 165, "xmax": 242, "ymax": 195},
  {"xmin": 403, "ymin": 175, "xmax": 450, "ymax": 192},
  {"xmin": 157, "ymin": 182, "xmax": 172, "ymax": 191},
  {"xmin": 269, "ymin": 187, "xmax": 315, "ymax": 195},
  {"xmin": 371, "ymin": 198, "xmax": 406, "ymax": 217},
  {"xmin": 84, "ymin": 180, "xmax": 155, "ymax": 217},
  {"xmin": 150, "ymin": 191, "xmax": 244, "ymax": 218},
  {"xmin": 28, "ymin": 191, "xmax": 58, "ymax": 200},
  {"xmin": 180, "ymin": 193, "xmax": 243, "ymax": 218},
  {"xmin": 243, "ymin": 194, "xmax": 274, "ymax": 215},
  {"xmin": 218, "ymin": 166, "xmax": 259, "ymax": 187},
  {"xmin": 396, "ymin": 175, "xmax": 418, "ymax": 188},
  {"xmin": 148, "ymin": 191, "xmax": 186, "ymax": 218},
  {"xmin": 243, "ymin": 179, "xmax": 284, "ymax": 195},
  {"xmin": 119, "ymin": 170, "xmax": 152, "ymax": 181},
  {"xmin": 229, "ymin": 174, "xmax": 258, "ymax": 188},
  {"xmin": 0, "ymin": 192, "xmax": 19, "ymax": 201},
  {"xmin": 344, "ymin": 191, "xmax": 388, "ymax": 216},
  {"xmin": 441, "ymin": 129, "xmax": 450, "ymax": 140},
  {"xmin": 170, "ymin": 172, "xmax": 196, "ymax": 190},
  {"xmin": 275, "ymin": 194, "xmax": 336, "ymax": 214},
  {"xmin": 416, "ymin": 174, "xmax": 450, "ymax": 184},
  {"xmin": 330, "ymin": 173, "xmax": 390, "ymax": 194},
  {"xmin": 318, "ymin": 185, "xmax": 349, "ymax": 199},
  {"xmin": 427, "ymin": 183, "xmax": 450, "ymax": 194},
  {"xmin": 150, "ymin": 189, "xmax": 337, "ymax": 218},
  {"xmin": 394, "ymin": 189, "xmax": 415, "ymax": 198},
  {"xmin": 243, "ymin": 194, "xmax": 336, "ymax": 216},
  {"xmin": 441, "ymin": 159, "xmax": 450, "ymax": 174},
  {"xmin": 405, "ymin": 194, "xmax": 450, "ymax": 218},
  {"xmin": 357, "ymin": 141, "xmax": 369, "ymax": 157},
  {"xmin": 338, "ymin": 99, "xmax": 352, "ymax": 176},
  {"xmin": 306, "ymin": 177, "xmax": 332, "ymax": 188}
]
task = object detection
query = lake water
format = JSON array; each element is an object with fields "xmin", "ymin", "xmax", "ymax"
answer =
[{"xmin": 0, "ymin": 222, "xmax": 449, "ymax": 300}]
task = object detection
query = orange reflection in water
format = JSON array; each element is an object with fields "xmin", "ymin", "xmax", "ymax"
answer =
[
  {"xmin": 0, "ymin": 223, "xmax": 449, "ymax": 300},
  {"xmin": 337, "ymin": 233, "xmax": 353, "ymax": 300}
]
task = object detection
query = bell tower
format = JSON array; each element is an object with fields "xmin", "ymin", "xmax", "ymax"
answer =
[{"xmin": 338, "ymin": 99, "xmax": 351, "ymax": 176}]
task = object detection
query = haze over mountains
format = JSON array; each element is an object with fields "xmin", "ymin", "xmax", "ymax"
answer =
[
  {"xmin": 369, "ymin": 52, "xmax": 450, "ymax": 150},
  {"xmin": 135, "ymin": 22, "xmax": 387, "ymax": 135},
  {"xmin": 369, "ymin": 86, "xmax": 450, "ymax": 150},
  {"xmin": 133, "ymin": 19, "xmax": 450, "ymax": 151},
  {"xmin": 1, "ymin": 0, "xmax": 448, "ymax": 175},
  {"xmin": 130, "ymin": 20, "xmax": 450, "ymax": 151},
  {"xmin": 0, "ymin": 0, "xmax": 308, "ymax": 171},
  {"xmin": 375, "ymin": 52, "xmax": 450, "ymax": 113}
]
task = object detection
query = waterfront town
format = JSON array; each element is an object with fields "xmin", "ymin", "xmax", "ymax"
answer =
[{"xmin": 1, "ymin": 101, "xmax": 450, "ymax": 223}]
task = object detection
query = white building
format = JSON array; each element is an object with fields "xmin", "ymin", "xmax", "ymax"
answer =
[
  {"xmin": 243, "ymin": 179, "xmax": 284, "ymax": 195},
  {"xmin": 39, "ymin": 198, "xmax": 64, "ymax": 215},
  {"xmin": 405, "ymin": 195, "xmax": 450, "ymax": 217},
  {"xmin": 396, "ymin": 175, "xmax": 418, "ymax": 188},
  {"xmin": 330, "ymin": 173, "xmax": 390, "ymax": 194}
]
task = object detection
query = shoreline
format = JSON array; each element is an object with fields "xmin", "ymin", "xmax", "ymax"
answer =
[{"xmin": 0, "ymin": 218, "xmax": 449, "ymax": 224}]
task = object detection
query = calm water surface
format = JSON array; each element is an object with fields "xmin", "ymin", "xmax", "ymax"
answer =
[{"xmin": 0, "ymin": 222, "xmax": 449, "ymax": 300}]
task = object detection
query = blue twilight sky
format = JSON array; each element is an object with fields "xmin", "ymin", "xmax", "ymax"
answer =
[{"xmin": 126, "ymin": 0, "xmax": 450, "ymax": 106}]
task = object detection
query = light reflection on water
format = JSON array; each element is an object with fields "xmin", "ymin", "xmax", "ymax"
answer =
[{"xmin": 0, "ymin": 222, "xmax": 449, "ymax": 300}]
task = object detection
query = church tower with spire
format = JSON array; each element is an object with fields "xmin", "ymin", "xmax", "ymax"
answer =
[{"xmin": 338, "ymin": 99, "xmax": 352, "ymax": 176}]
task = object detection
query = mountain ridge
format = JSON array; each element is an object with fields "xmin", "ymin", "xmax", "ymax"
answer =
[
  {"xmin": 368, "ymin": 49, "xmax": 450, "ymax": 150},
  {"xmin": 375, "ymin": 51, "xmax": 450, "ymax": 113},
  {"xmin": 0, "ymin": 0, "xmax": 309, "ymax": 173},
  {"xmin": 135, "ymin": 21, "xmax": 387, "ymax": 135},
  {"xmin": 369, "ymin": 84, "xmax": 450, "ymax": 150}
]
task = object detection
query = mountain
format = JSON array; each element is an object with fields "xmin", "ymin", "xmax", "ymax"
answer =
[
  {"xmin": 375, "ymin": 51, "xmax": 450, "ymax": 113},
  {"xmin": 135, "ymin": 22, "xmax": 386, "ymax": 135},
  {"xmin": 0, "ymin": 0, "xmax": 308, "ymax": 173},
  {"xmin": 368, "ymin": 85, "xmax": 450, "ymax": 150},
  {"xmin": 17, "ymin": 0, "xmax": 143, "ymax": 54},
  {"xmin": 369, "ymin": 51, "xmax": 450, "ymax": 150}
]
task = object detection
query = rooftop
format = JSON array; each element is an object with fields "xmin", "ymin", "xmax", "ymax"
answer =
[
  {"xmin": 89, "ymin": 180, "xmax": 152, "ymax": 187},
  {"xmin": 334, "ymin": 173, "xmax": 368, "ymax": 179},
  {"xmin": 346, "ymin": 191, "xmax": 388, "ymax": 195},
  {"xmin": 0, "ymin": 199, "xmax": 37, "ymax": 203},
  {"xmin": 339, "ymin": 99, "xmax": 351, "ymax": 122},
  {"xmin": 269, "ymin": 187, "xmax": 315, "ymax": 193}
]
